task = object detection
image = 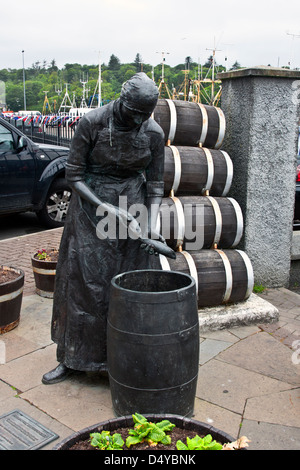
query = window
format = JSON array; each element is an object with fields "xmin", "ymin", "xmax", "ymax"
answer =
[{"xmin": 0, "ymin": 124, "xmax": 14, "ymax": 151}]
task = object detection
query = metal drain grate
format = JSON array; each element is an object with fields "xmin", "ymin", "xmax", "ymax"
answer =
[{"xmin": 0, "ymin": 409, "xmax": 59, "ymax": 450}]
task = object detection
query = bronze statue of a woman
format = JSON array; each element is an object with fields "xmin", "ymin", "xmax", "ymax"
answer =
[{"xmin": 42, "ymin": 72, "xmax": 174, "ymax": 384}]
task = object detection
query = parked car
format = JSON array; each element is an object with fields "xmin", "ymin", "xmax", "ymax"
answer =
[
  {"xmin": 294, "ymin": 155, "xmax": 300, "ymax": 229},
  {"xmin": 0, "ymin": 116, "xmax": 71, "ymax": 228}
]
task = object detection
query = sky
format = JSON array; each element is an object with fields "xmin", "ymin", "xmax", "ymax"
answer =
[{"xmin": 1, "ymin": 0, "xmax": 300, "ymax": 72}]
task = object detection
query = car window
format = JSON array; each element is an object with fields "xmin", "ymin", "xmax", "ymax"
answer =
[{"xmin": 0, "ymin": 124, "xmax": 14, "ymax": 151}]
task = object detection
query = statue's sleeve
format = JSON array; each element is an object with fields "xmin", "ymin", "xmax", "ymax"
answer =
[{"xmin": 65, "ymin": 116, "xmax": 93, "ymax": 183}]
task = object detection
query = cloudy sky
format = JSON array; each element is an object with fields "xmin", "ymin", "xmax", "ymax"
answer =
[{"xmin": 1, "ymin": 0, "xmax": 300, "ymax": 71}]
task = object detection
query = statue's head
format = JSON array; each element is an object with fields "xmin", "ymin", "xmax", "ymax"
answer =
[{"xmin": 118, "ymin": 72, "xmax": 159, "ymax": 127}]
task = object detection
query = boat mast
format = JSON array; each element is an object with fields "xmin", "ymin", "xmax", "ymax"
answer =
[
  {"xmin": 206, "ymin": 38, "xmax": 221, "ymax": 104},
  {"xmin": 98, "ymin": 53, "xmax": 102, "ymax": 107},
  {"xmin": 58, "ymin": 83, "xmax": 73, "ymax": 114},
  {"xmin": 156, "ymin": 51, "xmax": 172, "ymax": 99}
]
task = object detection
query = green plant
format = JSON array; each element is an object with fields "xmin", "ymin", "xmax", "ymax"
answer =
[
  {"xmin": 253, "ymin": 284, "xmax": 266, "ymax": 294},
  {"xmin": 36, "ymin": 249, "xmax": 48, "ymax": 260},
  {"xmin": 35, "ymin": 248, "xmax": 59, "ymax": 261},
  {"xmin": 90, "ymin": 431, "xmax": 124, "ymax": 450},
  {"xmin": 176, "ymin": 434, "xmax": 223, "ymax": 450},
  {"xmin": 126, "ymin": 413, "xmax": 175, "ymax": 448}
]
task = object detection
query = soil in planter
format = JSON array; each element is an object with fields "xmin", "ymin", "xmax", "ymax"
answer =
[
  {"xmin": 34, "ymin": 249, "xmax": 59, "ymax": 262},
  {"xmin": 68, "ymin": 427, "xmax": 213, "ymax": 451},
  {"xmin": 0, "ymin": 268, "xmax": 20, "ymax": 284}
]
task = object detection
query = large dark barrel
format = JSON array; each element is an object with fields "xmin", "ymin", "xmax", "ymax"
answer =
[
  {"xmin": 107, "ymin": 269, "xmax": 199, "ymax": 417},
  {"xmin": 0, "ymin": 266, "xmax": 24, "ymax": 334},
  {"xmin": 158, "ymin": 196, "xmax": 243, "ymax": 251},
  {"xmin": 163, "ymin": 145, "xmax": 233, "ymax": 197},
  {"xmin": 153, "ymin": 99, "xmax": 226, "ymax": 149},
  {"xmin": 159, "ymin": 250, "xmax": 254, "ymax": 308}
]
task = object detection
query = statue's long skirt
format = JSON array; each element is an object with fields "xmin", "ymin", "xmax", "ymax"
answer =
[{"xmin": 51, "ymin": 173, "xmax": 159, "ymax": 371}]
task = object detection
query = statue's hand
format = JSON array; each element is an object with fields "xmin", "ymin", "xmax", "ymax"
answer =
[
  {"xmin": 100, "ymin": 203, "xmax": 142, "ymax": 236},
  {"xmin": 140, "ymin": 237, "xmax": 176, "ymax": 259}
]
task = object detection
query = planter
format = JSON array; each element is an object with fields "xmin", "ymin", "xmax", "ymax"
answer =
[
  {"xmin": 31, "ymin": 250, "xmax": 58, "ymax": 298},
  {"xmin": 53, "ymin": 414, "xmax": 238, "ymax": 450},
  {"xmin": 0, "ymin": 266, "xmax": 25, "ymax": 334}
]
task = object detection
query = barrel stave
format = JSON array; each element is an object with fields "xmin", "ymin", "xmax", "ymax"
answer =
[
  {"xmin": 153, "ymin": 99, "xmax": 225, "ymax": 149},
  {"xmin": 159, "ymin": 250, "xmax": 253, "ymax": 308},
  {"xmin": 163, "ymin": 146, "xmax": 233, "ymax": 197},
  {"xmin": 159, "ymin": 195, "xmax": 243, "ymax": 250}
]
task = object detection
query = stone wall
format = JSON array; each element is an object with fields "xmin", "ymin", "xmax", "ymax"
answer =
[{"xmin": 217, "ymin": 67, "xmax": 300, "ymax": 287}]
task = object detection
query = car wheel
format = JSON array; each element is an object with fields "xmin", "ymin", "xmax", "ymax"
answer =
[{"xmin": 37, "ymin": 178, "xmax": 72, "ymax": 228}]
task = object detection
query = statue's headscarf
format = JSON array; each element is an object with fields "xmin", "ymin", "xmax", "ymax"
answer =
[{"xmin": 120, "ymin": 72, "xmax": 159, "ymax": 114}]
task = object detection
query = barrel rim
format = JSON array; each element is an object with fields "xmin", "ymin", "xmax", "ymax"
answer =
[
  {"xmin": 111, "ymin": 269, "xmax": 196, "ymax": 295},
  {"xmin": 52, "ymin": 413, "xmax": 236, "ymax": 450},
  {"xmin": 0, "ymin": 266, "xmax": 25, "ymax": 288},
  {"xmin": 31, "ymin": 254, "xmax": 58, "ymax": 269}
]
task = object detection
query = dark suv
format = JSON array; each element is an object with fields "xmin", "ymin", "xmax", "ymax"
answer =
[{"xmin": 0, "ymin": 117, "xmax": 71, "ymax": 228}]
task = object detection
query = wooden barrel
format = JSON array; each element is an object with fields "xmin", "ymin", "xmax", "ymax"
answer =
[
  {"xmin": 31, "ymin": 256, "xmax": 57, "ymax": 298},
  {"xmin": 107, "ymin": 269, "xmax": 199, "ymax": 417},
  {"xmin": 159, "ymin": 249, "xmax": 254, "ymax": 308},
  {"xmin": 163, "ymin": 145, "xmax": 233, "ymax": 197},
  {"xmin": 158, "ymin": 196, "xmax": 243, "ymax": 251},
  {"xmin": 153, "ymin": 99, "xmax": 226, "ymax": 149},
  {"xmin": 0, "ymin": 266, "xmax": 24, "ymax": 334}
]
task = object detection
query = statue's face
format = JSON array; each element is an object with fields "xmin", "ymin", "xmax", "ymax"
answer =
[{"xmin": 119, "ymin": 103, "xmax": 152, "ymax": 128}]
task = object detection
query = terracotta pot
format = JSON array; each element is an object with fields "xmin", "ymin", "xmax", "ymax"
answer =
[
  {"xmin": 52, "ymin": 414, "xmax": 235, "ymax": 450},
  {"xmin": 31, "ymin": 254, "xmax": 57, "ymax": 298},
  {"xmin": 0, "ymin": 266, "xmax": 24, "ymax": 334}
]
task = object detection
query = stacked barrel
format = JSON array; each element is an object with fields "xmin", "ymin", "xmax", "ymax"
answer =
[{"xmin": 153, "ymin": 99, "xmax": 254, "ymax": 308}]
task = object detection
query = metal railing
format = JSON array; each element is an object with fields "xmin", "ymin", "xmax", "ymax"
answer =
[{"xmin": 7, "ymin": 117, "xmax": 79, "ymax": 147}]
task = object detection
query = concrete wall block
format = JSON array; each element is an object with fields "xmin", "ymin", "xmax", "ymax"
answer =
[{"xmin": 218, "ymin": 67, "xmax": 300, "ymax": 287}]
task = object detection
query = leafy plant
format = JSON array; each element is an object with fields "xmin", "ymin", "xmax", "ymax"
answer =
[
  {"xmin": 253, "ymin": 284, "xmax": 266, "ymax": 293},
  {"xmin": 35, "ymin": 249, "xmax": 59, "ymax": 261},
  {"xmin": 126, "ymin": 413, "xmax": 175, "ymax": 448},
  {"xmin": 36, "ymin": 249, "xmax": 48, "ymax": 260},
  {"xmin": 88, "ymin": 414, "xmax": 250, "ymax": 451},
  {"xmin": 90, "ymin": 431, "xmax": 124, "ymax": 450},
  {"xmin": 176, "ymin": 434, "xmax": 223, "ymax": 450}
]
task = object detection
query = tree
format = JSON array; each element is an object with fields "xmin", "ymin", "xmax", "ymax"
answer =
[
  {"xmin": 185, "ymin": 56, "xmax": 193, "ymax": 70},
  {"xmin": 5, "ymin": 83, "xmax": 23, "ymax": 110},
  {"xmin": 108, "ymin": 54, "xmax": 120, "ymax": 71},
  {"xmin": 204, "ymin": 55, "xmax": 214, "ymax": 68},
  {"xmin": 134, "ymin": 53, "xmax": 143, "ymax": 72},
  {"xmin": 48, "ymin": 59, "xmax": 58, "ymax": 72},
  {"xmin": 230, "ymin": 61, "xmax": 242, "ymax": 70}
]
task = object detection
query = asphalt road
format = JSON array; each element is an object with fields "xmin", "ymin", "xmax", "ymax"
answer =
[{"xmin": 0, "ymin": 212, "xmax": 48, "ymax": 240}]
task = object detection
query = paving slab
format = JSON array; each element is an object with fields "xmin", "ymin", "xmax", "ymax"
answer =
[
  {"xmin": 244, "ymin": 388, "xmax": 300, "ymax": 427},
  {"xmin": 21, "ymin": 372, "xmax": 114, "ymax": 432},
  {"xmin": 193, "ymin": 397, "xmax": 242, "ymax": 440},
  {"xmin": 0, "ymin": 295, "xmax": 53, "ymax": 362},
  {"xmin": 0, "ymin": 344, "xmax": 58, "ymax": 391},
  {"xmin": 199, "ymin": 338, "xmax": 233, "ymax": 365},
  {"xmin": 0, "ymin": 330, "xmax": 41, "ymax": 363},
  {"xmin": 0, "ymin": 395, "xmax": 73, "ymax": 450},
  {"xmin": 240, "ymin": 419, "xmax": 300, "ymax": 450},
  {"xmin": 217, "ymin": 331, "xmax": 300, "ymax": 385},
  {"xmin": 196, "ymin": 359, "xmax": 294, "ymax": 415},
  {"xmin": 0, "ymin": 379, "xmax": 17, "ymax": 400}
]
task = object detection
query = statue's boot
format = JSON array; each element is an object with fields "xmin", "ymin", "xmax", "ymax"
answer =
[{"xmin": 42, "ymin": 363, "xmax": 74, "ymax": 385}]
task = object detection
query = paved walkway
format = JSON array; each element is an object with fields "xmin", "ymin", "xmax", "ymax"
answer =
[{"xmin": 0, "ymin": 229, "xmax": 299, "ymax": 450}]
